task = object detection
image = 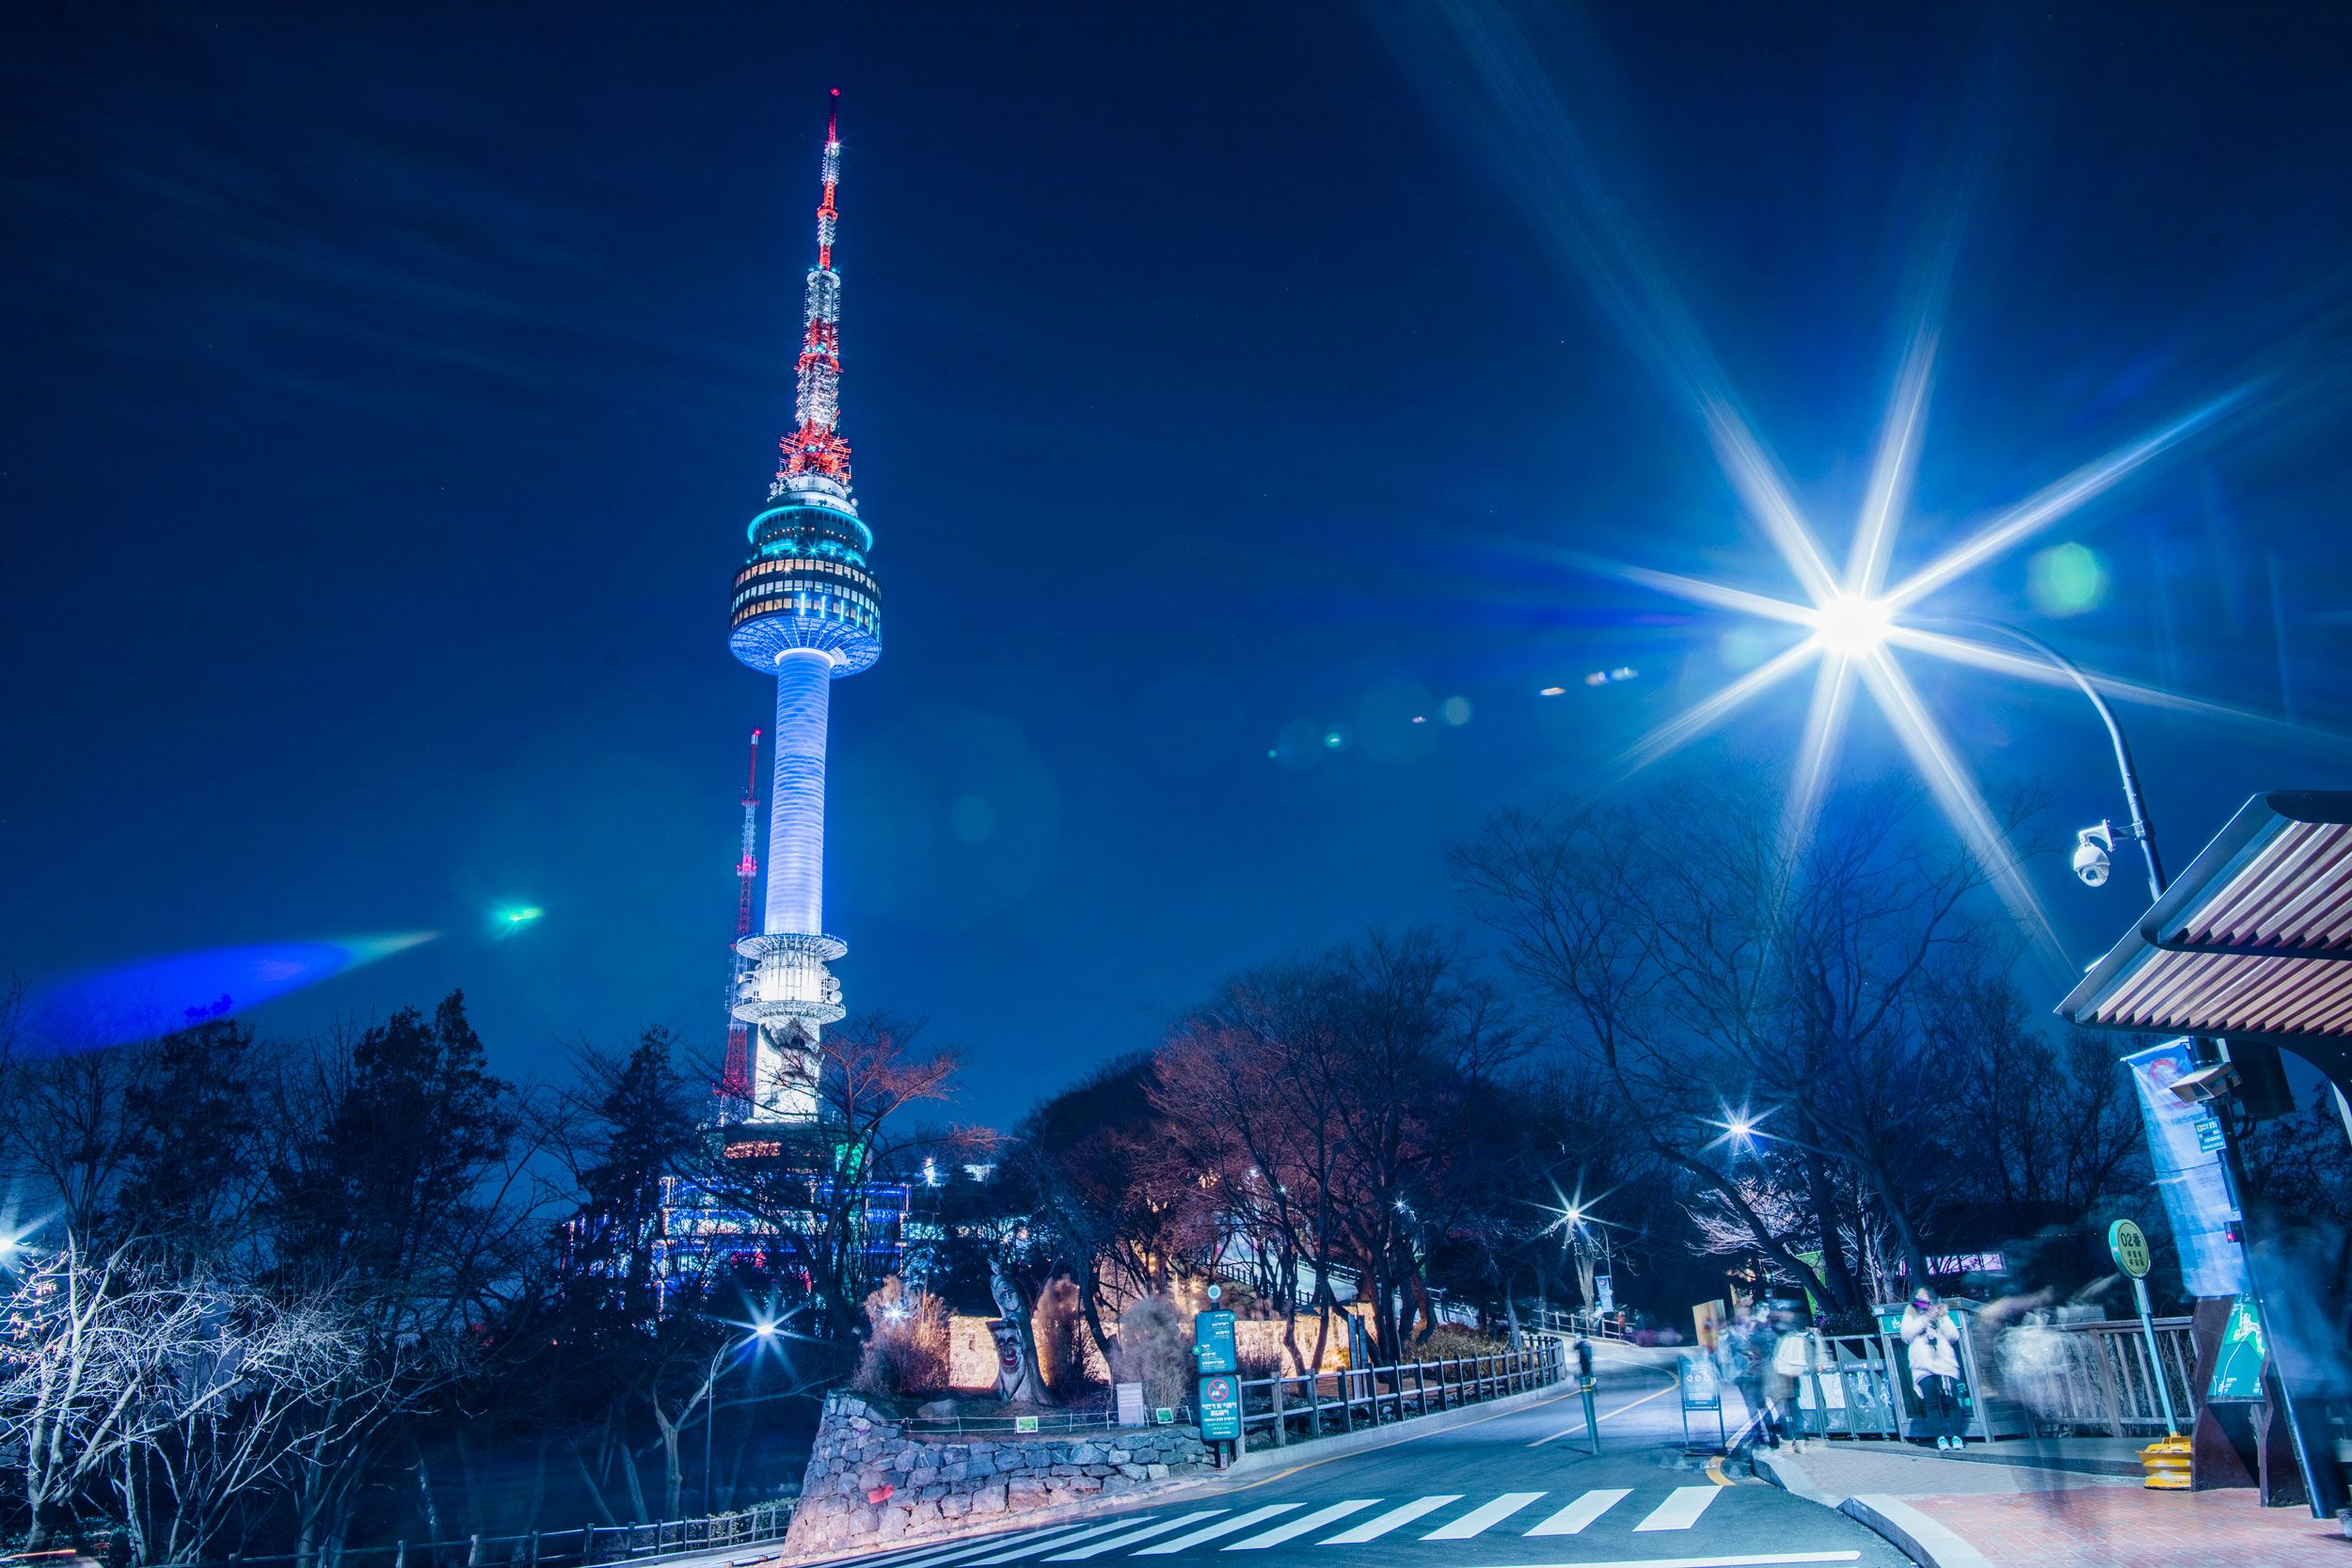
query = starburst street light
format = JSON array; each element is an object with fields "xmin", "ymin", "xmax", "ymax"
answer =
[{"xmin": 1586, "ymin": 333, "xmax": 2266, "ymax": 955}]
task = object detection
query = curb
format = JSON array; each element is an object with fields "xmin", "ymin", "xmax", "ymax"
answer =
[
  {"xmin": 1745, "ymin": 1446, "xmax": 1994, "ymax": 1568},
  {"xmin": 1747, "ymin": 1446, "xmax": 1840, "ymax": 1509},
  {"xmin": 1839, "ymin": 1495, "xmax": 1994, "ymax": 1568}
]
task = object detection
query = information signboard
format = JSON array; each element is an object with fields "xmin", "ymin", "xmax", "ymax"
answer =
[
  {"xmin": 1196, "ymin": 1373, "xmax": 1242, "ymax": 1440},
  {"xmin": 1678, "ymin": 1353, "xmax": 1722, "ymax": 1410},
  {"xmin": 2207, "ymin": 1297, "xmax": 2268, "ymax": 1403},
  {"xmin": 1193, "ymin": 1309, "xmax": 1238, "ymax": 1375}
]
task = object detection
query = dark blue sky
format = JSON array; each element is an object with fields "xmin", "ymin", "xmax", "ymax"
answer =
[{"xmin": 7, "ymin": 4, "xmax": 2350, "ymax": 1127}]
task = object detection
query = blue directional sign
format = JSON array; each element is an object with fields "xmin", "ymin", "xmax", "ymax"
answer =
[
  {"xmin": 1193, "ymin": 1309, "xmax": 1238, "ymax": 1374},
  {"xmin": 1197, "ymin": 1373, "xmax": 1242, "ymax": 1440}
]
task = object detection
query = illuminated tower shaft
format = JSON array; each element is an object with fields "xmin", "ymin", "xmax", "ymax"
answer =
[{"xmin": 727, "ymin": 91, "xmax": 881, "ymax": 1124}]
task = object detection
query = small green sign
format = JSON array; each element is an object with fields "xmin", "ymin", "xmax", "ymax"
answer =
[
  {"xmin": 1153, "ymin": 1406, "xmax": 1175, "ymax": 1425},
  {"xmin": 1197, "ymin": 1373, "xmax": 1242, "ymax": 1440},
  {"xmin": 2207, "ymin": 1297, "xmax": 2267, "ymax": 1403},
  {"xmin": 2108, "ymin": 1219, "xmax": 2152, "ymax": 1280},
  {"xmin": 1014, "ymin": 1415, "xmax": 1040, "ymax": 1433}
]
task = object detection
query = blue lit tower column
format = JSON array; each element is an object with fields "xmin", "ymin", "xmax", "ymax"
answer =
[{"xmin": 728, "ymin": 91, "xmax": 882, "ymax": 1125}]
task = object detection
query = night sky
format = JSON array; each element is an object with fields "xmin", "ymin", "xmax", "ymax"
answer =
[{"xmin": 7, "ymin": 4, "xmax": 2351, "ymax": 1128}]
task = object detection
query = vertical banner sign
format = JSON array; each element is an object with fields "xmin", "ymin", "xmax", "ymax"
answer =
[
  {"xmin": 2123, "ymin": 1039, "xmax": 2249, "ymax": 1297},
  {"xmin": 1197, "ymin": 1373, "xmax": 1242, "ymax": 1440}
]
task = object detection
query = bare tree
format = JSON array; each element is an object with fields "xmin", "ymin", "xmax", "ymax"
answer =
[{"xmin": 1455, "ymin": 775, "xmax": 2026, "ymax": 1310}]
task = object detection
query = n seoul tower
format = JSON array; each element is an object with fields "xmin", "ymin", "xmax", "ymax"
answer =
[{"xmin": 727, "ymin": 91, "xmax": 882, "ymax": 1125}]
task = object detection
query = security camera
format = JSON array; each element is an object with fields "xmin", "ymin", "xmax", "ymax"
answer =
[
  {"xmin": 2074, "ymin": 823, "xmax": 2115, "ymax": 888},
  {"xmin": 2169, "ymin": 1061, "xmax": 2240, "ymax": 1106}
]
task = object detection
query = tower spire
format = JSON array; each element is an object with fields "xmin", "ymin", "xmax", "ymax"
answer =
[{"xmin": 779, "ymin": 89, "xmax": 850, "ymax": 495}]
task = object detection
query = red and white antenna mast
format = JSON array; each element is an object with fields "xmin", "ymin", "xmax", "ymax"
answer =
[{"xmin": 720, "ymin": 727, "xmax": 762, "ymax": 1109}]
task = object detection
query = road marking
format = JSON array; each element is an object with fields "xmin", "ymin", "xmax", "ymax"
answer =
[
  {"xmin": 1220, "ymin": 1501, "xmax": 1379, "ymax": 1550},
  {"xmin": 1319, "ymin": 1496, "xmax": 1462, "ymax": 1544},
  {"xmin": 1527, "ymin": 1381, "xmax": 1679, "ymax": 1446},
  {"xmin": 1523, "ymin": 1489, "xmax": 1631, "ymax": 1535},
  {"xmin": 1134, "ymin": 1506, "xmax": 1302, "ymax": 1556},
  {"xmin": 1704, "ymin": 1456, "xmax": 1733, "ymax": 1487},
  {"xmin": 1469, "ymin": 1556, "xmax": 1859, "ymax": 1568},
  {"xmin": 1422, "ymin": 1493, "xmax": 1546, "ymax": 1540},
  {"xmin": 967, "ymin": 1520, "xmax": 1151, "ymax": 1563},
  {"xmin": 1632, "ymin": 1487, "xmax": 1724, "ymax": 1531},
  {"xmin": 877, "ymin": 1524, "xmax": 1098, "ymax": 1568},
  {"xmin": 1047, "ymin": 1513, "xmax": 1227, "ymax": 1560}
]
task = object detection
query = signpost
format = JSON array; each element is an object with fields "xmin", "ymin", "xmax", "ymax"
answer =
[
  {"xmin": 1677, "ymin": 1352, "xmax": 1725, "ymax": 1452},
  {"xmin": 1193, "ymin": 1309, "xmax": 1238, "ymax": 1374},
  {"xmin": 1195, "ymin": 1307, "xmax": 1242, "ymax": 1457},
  {"xmin": 1197, "ymin": 1372, "xmax": 1242, "ymax": 1442},
  {"xmin": 2207, "ymin": 1296, "xmax": 2268, "ymax": 1403},
  {"xmin": 2108, "ymin": 1219, "xmax": 2178, "ymax": 1436}
]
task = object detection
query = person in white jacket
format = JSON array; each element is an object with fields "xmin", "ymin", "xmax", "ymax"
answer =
[{"xmin": 1900, "ymin": 1289, "xmax": 1965, "ymax": 1449}]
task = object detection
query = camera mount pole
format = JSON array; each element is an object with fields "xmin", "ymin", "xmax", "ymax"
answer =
[{"xmin": 1939, "ymin": 617, "xmax": 2165, "ymax": 899}]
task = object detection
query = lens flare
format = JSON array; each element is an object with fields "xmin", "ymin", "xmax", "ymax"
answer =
[{"xmin": 25, "ymin": 933, "xmax": 437, "ymax": 1052}]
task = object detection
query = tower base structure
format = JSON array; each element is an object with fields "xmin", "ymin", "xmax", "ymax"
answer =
[{"xmin": 733, "ymin": 929, "xmax": 845, "ymax": 1123}]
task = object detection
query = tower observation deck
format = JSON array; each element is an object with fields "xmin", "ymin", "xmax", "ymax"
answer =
[{"xmin": 727, "ymin": 90, "xmax": 881, "ymax": 1124}]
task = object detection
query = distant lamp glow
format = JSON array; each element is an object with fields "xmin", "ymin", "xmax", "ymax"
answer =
[
  {"xmin": 752, "ymin": 1317, "xmax": 780, "ymax": 1340},
  {"xmin": 502, "ymin": 906, "xmax": 544, "ymax": 925},
  {"xmin": 1726, "ymin": 1115, "xmax": 1756, "ymax": 1142},
  {"xmin": 1540, "ymin": 686, "xmax": 1568, "ymax": 697},
  {"xmin": 1809, "ymin": 594, "xmax": 1891, "ymax": 658}
]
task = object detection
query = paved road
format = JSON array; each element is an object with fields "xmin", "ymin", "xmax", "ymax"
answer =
[{"xmin": 786, "ymin": 1361, "xmax": 1908, "ymax": 1568}]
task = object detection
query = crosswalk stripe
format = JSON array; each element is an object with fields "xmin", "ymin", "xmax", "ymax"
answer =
[
  {"xmin": 967, "ymin": 1519, "xmax": 1149, "ymax": 1564},
  {"xmin": 1470, "ymin": 1555, "xmax": 1857, "ymax": 1568},
  {"xmin": 1524, "ymin": 1489, "xmax": 1632, "ymax": 1536},
  {"xmin": 1045, "ymin": 1513, "xmax": 1227, "ymax": 1560},
  {"xmin": 1422, "ymin": 1493, "xmax": 1546, "ymax": 1541},
  {"xmin": 1134, "ymin": 1506, "xmax": 1300, "ymax": 1556},
  {"xmin": 861, "ymin": 1523, "xmax": 1096, "ymax": 1568},
  {"xmin": 1221, "ymin": 1501, "xmax": 1379, "ymax": 1550},
  {"xmin": 1632, "ymin": 1486, "xmax": 1724, "ymax": 1532},
  {"xmin": 1320, "ymin": 1496, "xmax": 1461, "ymax": 1544}
]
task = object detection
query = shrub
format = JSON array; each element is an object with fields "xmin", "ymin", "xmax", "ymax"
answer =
[
  {"xmin": 852, "ymin": 1276, "xmax": 951, "ymax": 1397},
  {"xmin": 1107, "ymin": 1292, "xmax": 1192, "ymax": 1411},
  {"xmin": 1034, "ymin": 1276, "xmax": 1094, "ymax": 1396},
  {"xmin": 1415, "ymin": 1324, "xmax": 1509, "ymax": 1363}
]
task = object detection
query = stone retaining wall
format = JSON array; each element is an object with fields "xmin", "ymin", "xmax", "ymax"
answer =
[{"xmin": 783, "ymin": 1393, "xmax": 1213, "ymax": 1556}]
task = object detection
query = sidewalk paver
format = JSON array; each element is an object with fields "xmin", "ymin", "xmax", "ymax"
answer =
[{"xmin": 1757, "ymin": 1436, "xmax": 2349, "ymax": 1568}]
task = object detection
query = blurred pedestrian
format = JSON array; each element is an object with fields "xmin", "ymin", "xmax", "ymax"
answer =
[
  {"xmin": 1770, "ymin": 1304, "xmax": 1821, "ymax": 1452},
  {"xmin": 1901, "ymin": 1288, "xmax": 1964, "ymax": 1450},
  {"xmin": 1729, "ymin": 1304, "xmax": 1769, "ymax": 1447}
]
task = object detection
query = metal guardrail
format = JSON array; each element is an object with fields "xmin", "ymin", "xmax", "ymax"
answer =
[
  {"xmin": 1225, "ymin": 1340, "xmax": 1566, "ymax": 1450},
  {"xmin": 2014, "ymin": 1316, "xmax": 2198, "ymax": 1437},
  {"xmin": 1797, "ymin": 1314, "xmax": 2197, "ymax": 1444},
  {"xmin": 147, "ymin": 1501, "xmax": 795, "ymax": 1568}
]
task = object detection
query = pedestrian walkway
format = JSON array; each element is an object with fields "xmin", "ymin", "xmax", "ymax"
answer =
[
  {"xmin": 788, "ymin": 1487, "xmax": 1846, "ymax": 1565},
  {"xmin": 1756, "ymin": 1437, "xmax": 2349, "ymax": 1568}
]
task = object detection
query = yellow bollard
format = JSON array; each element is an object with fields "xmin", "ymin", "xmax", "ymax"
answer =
[{"xmin": 2142, "ymin": 1434, "xmax": 2193, "ymax": 1489}]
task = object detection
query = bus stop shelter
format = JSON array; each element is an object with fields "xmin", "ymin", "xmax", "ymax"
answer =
[{"xmin": 2058, "ymin": 789, "xmax": 2352, "ymax": 1516}]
